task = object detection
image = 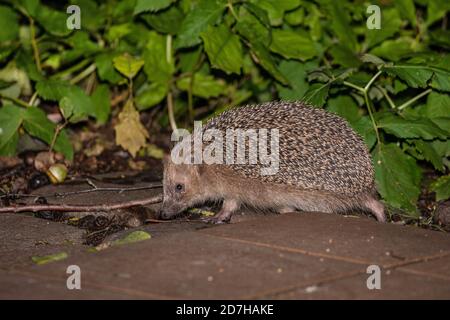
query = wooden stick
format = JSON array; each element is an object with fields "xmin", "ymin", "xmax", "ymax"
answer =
[{"xmin": 0, "ymin": 195, "xmax": 163, "ymax": 213}]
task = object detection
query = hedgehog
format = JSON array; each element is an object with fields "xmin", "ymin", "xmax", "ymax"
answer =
[{"xmin": 160, "ymin": 101, "xmax": 385, "ymax": 224}]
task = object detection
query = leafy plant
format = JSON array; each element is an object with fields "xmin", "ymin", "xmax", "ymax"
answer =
[{"xmin": 0, "ymin": 0, "xmax": 449, "ymax": 218}]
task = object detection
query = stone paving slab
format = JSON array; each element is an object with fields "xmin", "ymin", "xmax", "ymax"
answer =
[
  {"xmin": 1, "ymin": 210, "xmax": 450, "ymax": 299},
  {"xmin": 398, "ymin": 255, "xmax": 450, "ymax": 281},
  {"xmin": 1, "ymin": 231, "xmax": 362, "ymax": 299},
  {"xmin": 199, "ymin": 213, "xmax": 450, "ymax": 267},
  {"xmin": 0, "ymin": 213, "xmax": 85, "ymax": 269},
  {"xmin": 268, "ymin": 269, "xmax": 450, "ymax": 299}
]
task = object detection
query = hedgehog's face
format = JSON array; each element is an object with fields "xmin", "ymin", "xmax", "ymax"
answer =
[{"xmin": 160, "ymin": 155, "xmax": 204, "ymax": 219}]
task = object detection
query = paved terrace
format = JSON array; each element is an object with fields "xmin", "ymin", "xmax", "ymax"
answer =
[{"xmin": 0, "ymin": 179, "xmax": 449, "ymax": 299}]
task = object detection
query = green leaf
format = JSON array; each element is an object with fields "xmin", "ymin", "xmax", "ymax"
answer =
[
  {"xmin": 201, "ymin": 25, "xmax": 243, "ymax": 74},
  {"xmin": 0, "ymin": 5, "xmax": 19, "ymax": 42},
  {"xmin": 269, "ymin": 29, "xmax": 316, "ymax": 61},
  {"xmin": 95, "ymin": 53, "xmax": 123, "ymax": 84},
  {"xmin": 175, "ymin": 0, "xmax": 226, "ymax": 49},
  {"xmin": 134, "ymin": 0, "xmax": 175, "ymax": 14},
  {"xmin": 302, "ymin": 83, "xmax": 329, "ymax": 107},
  {"xmin": 136, "ymin": 82, "xmax": 168, "ymax": 110},
  {"xmin": 113, "ymin": 53, "xmax": 144, "ymax": 79},
  {"xmin": 236, "ymin": 6, "xmax": 270, "ymax": 45},
  {"xmin": 0, "ymin": 104, "xmax": 23, "ymax": 156},
  {"xmin": 431, "ymin": 69, "xmax": 450, "ymax": 92},
  {"xmin": 409, "ymin": 139, "xmax": 444, "ymax": 172},
  {"xmin": 352, "ymin": 116, "xmax": 377, "ymax": 150},
  {"xmin": 378, "ymin": 113, "xmax": 448, "ymax": 140},
  {"xmin": 425, "ymin": 92, "xmax": 450, "ymax": 119},
  {"xmin": 35, "ymin": 5, "xmax": 72, "ymax": 37},
  {"xmin": 373, "ymin": 144, "xmax": 421, "ymax": 215},
  {"xmin": 32, "ymin": 252, "xmax": 68, "ymax": 265},
  {"xmin": 242, "ymin": 2, "xmax": 271, "ymax": 28},
  {"xmin": 141, "ymin": 6, "xmax": 183, "ymax": 34},
  {"xmin": 36, "ymin": 80, "xmax": 94, "ymax": 123},
  {"xmin": 323, "ymin": 0, "xmax": 357, "ymax": 51},
  {"xmin": 22, "ymin": 107, "xmax": 73, "ymax": 160},
  {"xmin": 382, "ymin": 65, "xmax": 433, "ymax": 88},
  {"xmin": 329, "ymin": 45, "xmax": 361, "ymax": 68},
  {"xmin": 249, "ymin": 0, "xmax": 300, "ymax": 26},
  {"xmin": 249, "ymin": 42, "xmax": 288, "ymax": 85},
  {"xmin": 371, "ymin": 38, "xmax": 419, "ymax": 61},
  {"xmin": 71, "ymin": 0, "xmax": 105, "ymax": 31},
  {"xmin": 113, "ymin": 231, "xmax": 151, "ymax": 246},
  {"xmin": 430, "ymin": 175, "xmax": 450, "ymax": 201},
  {"xmin": 395, "ymin": 0, "xmax": 416, "ymax": 26},
  {"xmin": 176, "ymin": 73, "xmax": 226, "ymax": 99},
  {"xmin": 143, "ymin": 31, "xmax": 174, "ymax": 84},
  {"xmin": 90, "ymin": 85, "xmax": 111, "ymax": 124},
  {"xmin": 366, "ymin": 8, "xmax": 402, "ymax": 49},
  {"xmin": 327, "ymin": 95, "xmax": 362, "ymax": 124},
  {"xmin": 276, "ymin": 60, "xmax": 309, "ymax": 100}
]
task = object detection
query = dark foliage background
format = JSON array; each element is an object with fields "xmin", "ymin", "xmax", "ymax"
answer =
[{"xmin": 0, "ymin": 0, "xmax": 449, "ymax": 219}]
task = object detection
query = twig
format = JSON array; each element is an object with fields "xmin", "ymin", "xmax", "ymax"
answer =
[
  {"xmin": 0, "ymin": 182, "xmax": 163, "ymax": 199},
  {"xmin": 0, "ymin": 194, "xmax": 163, "ymax": 213}
]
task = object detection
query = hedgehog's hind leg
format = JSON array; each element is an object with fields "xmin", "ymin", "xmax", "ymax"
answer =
[{"xmin": 363, "ymin": 197, "xmax": 386, "ymax": 222}]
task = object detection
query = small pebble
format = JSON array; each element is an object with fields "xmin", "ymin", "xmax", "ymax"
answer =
[
  {"xmin": 207, "ymin": 276, "xmax": 213, "ymax": 282},
  {"xmin": 305, "ymin": 285, "xmax": 318, "ymax": 293}
]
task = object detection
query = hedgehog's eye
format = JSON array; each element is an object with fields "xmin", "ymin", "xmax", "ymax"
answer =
[{"xmin": 175, "ymin": 183, "xmax": 184, "ymax": 193}]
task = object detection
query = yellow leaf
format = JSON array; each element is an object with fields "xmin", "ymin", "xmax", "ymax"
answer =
[{"xmin": 114, "ymin": 100, "xmax": 149, "ymax": 157}]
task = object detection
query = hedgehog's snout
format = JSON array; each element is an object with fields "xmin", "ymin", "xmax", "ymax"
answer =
[{"xmin": 159, "ymin": 199, "xmax": 184, "ymax": 220}]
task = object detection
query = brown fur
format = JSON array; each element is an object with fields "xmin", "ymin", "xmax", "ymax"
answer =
[
  {"xmin": 160, "ymin": 101, "xmax": 386, "ymax": 223},
  {"xmin": 161, "ymin": 160, "xmax": 386, "ymax": 223}
]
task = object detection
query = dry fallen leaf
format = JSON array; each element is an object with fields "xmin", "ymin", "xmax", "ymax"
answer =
[{"xmin": 114, "ymin": 99, "xmax": 149, "ymax": 157}]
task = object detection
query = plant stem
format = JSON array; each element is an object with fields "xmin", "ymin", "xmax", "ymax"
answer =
[
  {"xmin": 29, "ymin": 16, "xmax": 42, "ymax": 72},
  {"xmin": 227, "ymin": 0, "xmax": 239, "ymax": 21},
  {"xmin": 364, "ymin": 70, "xmax": 382, "ymax": 91},
  {"xmin": 398, "ymin": 88, "xmax": 432, "ymax": 110},
  {"xmin": 49, "ymin": 120, "xmax": 67, "ymax": 153},
  {"xmin": 376, "ymin": 85, "xmax": 396, "ymax": 109},
  {"xmin": 343, "ymin": 81, "xmax": 365, "ymax": 93},
  {"xmin": 69, "ymin": 63, "xmax": 97, "ymax": 85},
  {"xmin": 188, "ymin": 72, "xmax": 195, "ymax": 122},
  {"xmin": 364, "ymin": 90, "xmax": 381, "ymax": 144},
  {"xmin": 28, "ymin": 92, "xmax": 38, "ymax": 106},
  {"xmin": 0, "ymin": 94, "xmax": 30, "ymax": 108},
  {"xmin": 166, "ymin": 35, "xmax": 177, "ymax": 131},
  {"xmin": 167, "ymin": 91, "xmax": 177, "ymax": 131},
  {"xmin": 51, "ymin": 59, "xmax": 90, "ymax": 80}
]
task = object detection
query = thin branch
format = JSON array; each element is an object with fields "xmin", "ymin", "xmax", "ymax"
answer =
[
  {"xmin": 0, "ymin": 182, "xmax": 163, "ymax": 200},
  {"xmin": 0, "ymin": 194, "xmax": 163, "ymax": 213}
]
